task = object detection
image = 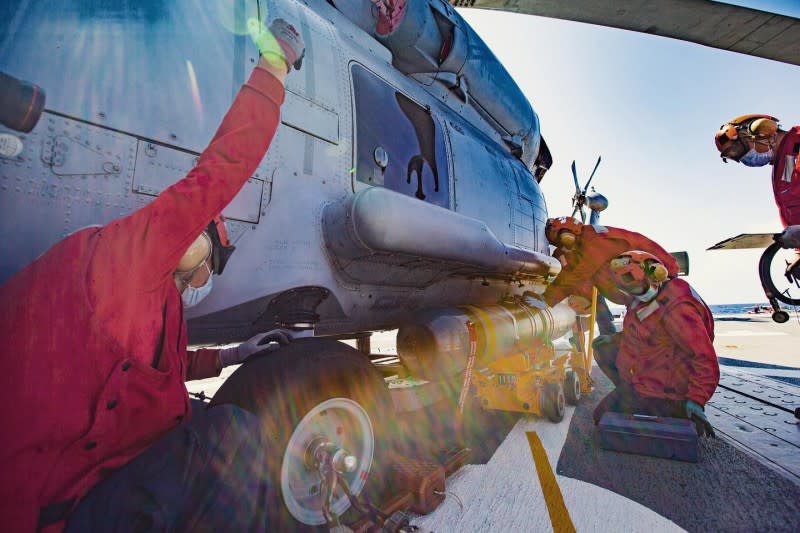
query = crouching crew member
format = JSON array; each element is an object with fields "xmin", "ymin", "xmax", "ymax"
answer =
[
  {"xmin": 0, "ymin": 20, "xmax": 305, "ymax": 533},
  {"xmin": 543, "ymin": 216, "xmax": 680, "ymax": 335},
  {"xmin": 591, "ymin": 251, "xmax": 720, "ymax": 437}
]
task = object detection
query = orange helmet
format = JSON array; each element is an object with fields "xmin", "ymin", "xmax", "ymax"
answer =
[
  {"xmin": 609, "ymin": 250, "xmax": 669, "ymax": 290},
  {"xmin": 715, "ymin": 114, "xmax": 779, "ymax": 162},
  {"xmin": 545, "ymin": 216, "xmax": 583, "ymax": 248}
]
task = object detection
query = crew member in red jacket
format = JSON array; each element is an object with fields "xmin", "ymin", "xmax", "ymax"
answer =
[
  {"xmin": 591, "ymin": 251, "xmax": 719, "ymax": 437},
  {"xmin": 715, "ymin": 114, "xmax": 800, "ymax": 276},
  {"xmin": 543, "ymin": 216, "xmax": 680, "ymax": 334},
  {"xmin": 0, "ymin": 19, "xmax": 304, "ymax": 533}
]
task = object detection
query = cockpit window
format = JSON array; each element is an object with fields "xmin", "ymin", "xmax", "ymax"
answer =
[{"xmin": 351, "ymin": 64, "xmax": 450, "ymax": 208}]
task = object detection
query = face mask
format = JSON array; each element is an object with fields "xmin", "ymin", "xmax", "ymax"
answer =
[
  {"xmin": 181, "ymin": 272, "xmax": 213, "ymax": 308},
  {"xmin": 633, "ymin": 285, "xmax": 658, "ymax": 304},
  {"xmin": 740, "ymin": 148, "xmax": 774, "ymax": 167}
]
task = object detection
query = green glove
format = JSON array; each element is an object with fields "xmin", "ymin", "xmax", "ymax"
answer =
[{"xmin": 685, "ymin": 400, "xmax": 715, "ymax": 438}]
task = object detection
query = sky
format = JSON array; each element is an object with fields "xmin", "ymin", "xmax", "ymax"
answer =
[{"xmin": 458, "ymin": 6, "xmax": 800, "ymax": 305}]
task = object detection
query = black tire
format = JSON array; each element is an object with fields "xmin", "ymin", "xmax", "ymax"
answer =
[
  {"xmin": 541, "ymin": 382, "xmax": 565, "ymax": 423},
  {"xmin": 564, "ymin": 370, "xmax": 581, "ymax": 405},
  {"xmin": 209, "ymin": 338, "xmax": 394, "ymax": 531},
  {"xmin": 772, "ymin": 310, "xmax": 790, "ymax": 324},
  {"xmin": 759, "ymin": 241, "xmax": 800, "ymax": 306}
]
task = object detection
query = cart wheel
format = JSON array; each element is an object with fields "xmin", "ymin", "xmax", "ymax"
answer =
[
  {"xmin": 541, "ymin": 382, "xmax": 565, "ymax": 422},
  {"xmin": 564, "ymin": 370, "xmax": 581, "ymax": 405}
]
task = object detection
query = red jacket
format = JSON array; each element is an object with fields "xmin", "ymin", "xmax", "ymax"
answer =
[
  {"xmin": 0, "ymin": 67, "xmax": 284, "ymax": 532},
  {"xmin": 772, "ymin": 126, "xmax": 800, "ymax": 227},
  {"xmin": 543, "ymin": 224, "xmax": 680, "ymax": 307},
  {"xmin": 616, "ymin": 278, "xmax": 719, "ymax": 405}
]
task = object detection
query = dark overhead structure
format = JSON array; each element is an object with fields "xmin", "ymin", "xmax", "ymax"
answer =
[{"xmin": 450, "ymin": 0, "xmax": 800, "ymax": 67}]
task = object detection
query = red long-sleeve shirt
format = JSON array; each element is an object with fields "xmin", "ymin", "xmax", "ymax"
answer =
[
  {"xmin": 543, "ymin": 224, "xmax": 679, "ymax": 307},
  {"xmin": 772, "ymin": 126, "xmax": 800, "ymax": 227},
  {"xmin": 616, "ymin": 278, "xmax": 719, "ymax": 405},
  {"xmin": 0, "ymin": 67, "xmax": 285, "ymax": 532}
]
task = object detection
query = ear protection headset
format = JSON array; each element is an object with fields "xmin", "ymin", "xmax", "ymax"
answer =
[
  {"xmin": 609, "ymin": 250, "xmax": 669, "ymax": 289},
  {"xmin": 207, "ymin": 215, "xmax": 236, "ymax": 275},
  {"xmin": 715, "ymin": 114, "xmax": 779, "ymax": 162},
  {"xmin": 545, "ymin": 216, "xmax": 583, "ymax": 248}
]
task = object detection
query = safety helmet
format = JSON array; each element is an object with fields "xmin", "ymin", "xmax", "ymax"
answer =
[
  {"xmin": 176, "ymin": 216, "xmax": 235, "ymax": 276},
  {"xmin": 545, "ymin": 216, "xmax": 583, "ymax": 248},
  {"xmin": 176, "ymin": 231, "xmax": 212, "ymax": 273},
  {"xmin": 609, "ymin": 250, "xmax": 669, "ymax": 290},
  {"xmin": 715, "ymin": 114, "xmax": 779, "ymax": 163}
]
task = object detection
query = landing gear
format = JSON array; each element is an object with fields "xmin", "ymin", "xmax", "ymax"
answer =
[
  {"xmin": 759, "ymin": 241, "xmax": 800, "ymax": 322},
  {"xmin": 541, "ymin": 382, "xmax": 565, "ymax": 423},
  {"xmin": 209, "ymin": 338, "xmax": 393, "ymax": 530}
]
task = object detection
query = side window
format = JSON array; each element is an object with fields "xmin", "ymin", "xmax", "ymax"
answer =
[{"xmin": 351, "ymin": 64, "xmax": 450, "ymax": 208}]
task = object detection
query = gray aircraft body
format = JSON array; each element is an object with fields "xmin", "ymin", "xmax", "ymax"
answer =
[{"xmin": 0, "ymin": 0, "xmax": 581, "ymax": 528}]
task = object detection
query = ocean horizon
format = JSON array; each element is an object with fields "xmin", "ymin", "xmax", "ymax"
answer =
[{"xmin": 608, "ymin": 302, "xmax": 786, "ymax": 316}]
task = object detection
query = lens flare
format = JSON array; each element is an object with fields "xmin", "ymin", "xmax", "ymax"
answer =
[
  {"xmin": 210, "ymin": 0, "xmax": 264, "ymax": 36},
  {"xmin": 247, "ymin": 17, "xmax": 289, "ymax": 71},
  {"xmin": 186, "ymin": 60, "xmax": 203, "ymax": 121}
]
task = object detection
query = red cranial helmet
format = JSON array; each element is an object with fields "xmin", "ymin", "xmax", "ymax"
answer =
[
  {"xmin": 545, "ymin": 216, "xmax": 583, "ymax": 248},
  {"xmin": 715, "ymin": 114, "xmax": 779, "ymax": 162},
  {"xmin": 609, "ymin": 250, "xmax": 669, "ymax": 291}
]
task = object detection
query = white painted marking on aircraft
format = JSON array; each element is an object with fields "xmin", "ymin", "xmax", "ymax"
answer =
[{"xmin": 410, "ymin": 407, "xmax": 684, "ymax": 532}]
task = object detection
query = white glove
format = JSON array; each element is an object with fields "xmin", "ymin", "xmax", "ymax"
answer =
[
  {"xmin": 219, "ymin": 329, "xmax": 294, "ymax": 367},
  {"xmin": 776, "ymin": 225, "xmax": 800, "ymax": 249}
]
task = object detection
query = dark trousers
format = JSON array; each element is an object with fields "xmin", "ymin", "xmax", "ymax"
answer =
[
  {"xmin": 595, "ymin": 295, "xmax": 617, "ymax": 336},
  {"xmin": 592, "ymin": 338, "xmax": 684, "ymax": 424},
  {"xmin": 65, "ymin": 402, "xmax": 272, "ymax": 533}
]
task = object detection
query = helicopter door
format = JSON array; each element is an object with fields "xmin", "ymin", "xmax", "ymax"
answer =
[{"xmin": 350, "ymin": 64, "xmax": 450, "ymax": 208}]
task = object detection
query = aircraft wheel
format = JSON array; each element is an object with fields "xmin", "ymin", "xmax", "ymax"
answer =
[
  {"xmin": 759, "ymin": 242, "xmax": 800, "ymax": 306},
  {"xmin": 772, "ymin": 310, "xmax": 790, "ymax": 324},
  {"xmin": 209, "ymin": 338, "xmax": 393, "ymax": 531},
  {"xmin": 541, "ymin": 382, "xmax": 565, "ymax": 423},
  {"xmin": 564, "ymin": 370, "xmax": 581, "ymax": 405}
]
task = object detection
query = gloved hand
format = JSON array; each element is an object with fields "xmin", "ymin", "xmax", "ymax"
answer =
[
  {"xmin": 219, "ymin": 329, "xmax": 294, "ymax": 367},
  {"xmin": 685, "ymin": 400, "xmax": 715, "ymax": 438},
  {"xmin": 775, "ymin": 225, "xmax": 800, "ymax": 249},
  {"xmin": 375, "ymin": 0, "xmax": 407, "ymax": 36},
  {"xmin": 567, "ymin": 295, "xmax": 592, "ymax": 314},
  {"xmin": 592, "ymin": 334, "xmax": 619, "ymax": 350},
  {"xmin": 251, "ymin": 18, "xmax": 306, "ymax": 71}
]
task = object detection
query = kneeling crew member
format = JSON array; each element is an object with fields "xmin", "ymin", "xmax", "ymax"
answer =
[
  {"xmin": 543, "ymin": 216, "xmax": 680, "ymax": 335},
  {"xmin": 0, "ymin": 19, "xmax": 304, "ymax": 533},
  {"xmin": 591, "ymin": 251, "xmax": 719, "ymax": 437}
]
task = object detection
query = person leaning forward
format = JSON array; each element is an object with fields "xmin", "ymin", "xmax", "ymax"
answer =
[
  {"xmin": 591, "ymin": 251, "xmax": 720, "ymax": 438},
  {"xmin": 714, "ymin": 115, "xmax": 800, "ymax": 277},
  {"xmin": 0, "ymin": 19, "xmax": 305, "ymax": 533},
  {"xmin": 542, "ymin": 216, "xmax": 681, "ymax": 335}
]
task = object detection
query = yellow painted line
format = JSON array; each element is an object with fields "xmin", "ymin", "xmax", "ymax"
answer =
[{"xmin": 526, "ymin": 431, "xmax": 576, "ymax": 533}]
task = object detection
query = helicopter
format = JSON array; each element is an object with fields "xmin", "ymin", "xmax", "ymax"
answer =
[{"xmin": 0, "ymin": 0, "xmax": 603, "ymax": 529}]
